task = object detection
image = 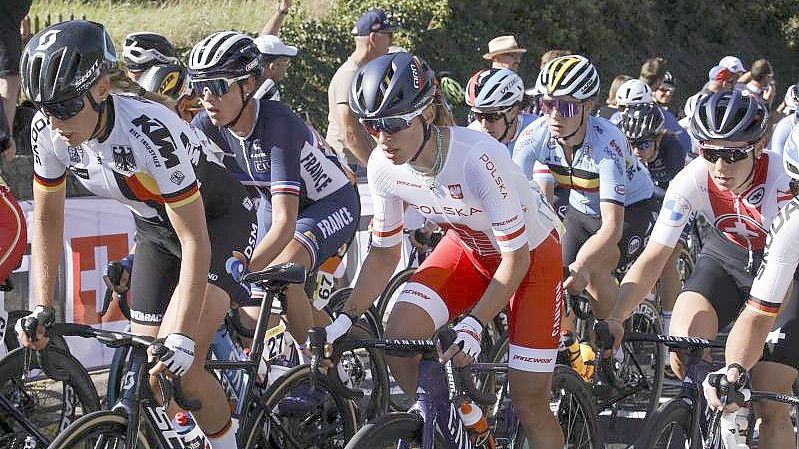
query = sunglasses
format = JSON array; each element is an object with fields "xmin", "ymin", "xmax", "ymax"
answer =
[
  {"xmin": 632, "ymin": 139, "xmax": 655, "ymax": 151},
  {"xmin": 700, "ymin": 143, "xmax": 755, "ymax": 163},
  {"xmin": 37, "ymin": 95, "xmax": 86, "ymax": 120},
  {"xmin": 360, "ymin": 108, "xmax": 425, "ymax": 136},
  {"xmin": 473, "ymin": 106, "xmax": 513, "ymax": 123},
  {"xmin": 190, "ymin": 75, "xmax": 249, "ymax": 98},
  {"xmin": 540, "ymin": 99, "xmax": 583, "ymax": 118}
]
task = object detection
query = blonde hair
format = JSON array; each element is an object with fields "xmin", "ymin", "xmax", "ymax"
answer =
[
  {"xmin": 607, "ymin": 74, "xmax": 632, "ymax": 106},
  {"xmin": 432, "ymin": 88, "xmax": 456, "ymax": 126},
  {"xmin": 107, "ymin": 67, "xmax": 176, "ymax": 110}
]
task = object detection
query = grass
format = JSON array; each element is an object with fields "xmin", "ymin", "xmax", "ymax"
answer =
[{"xmin": 27, "ymin": 0, "xmax": 334, "ymax": 53}]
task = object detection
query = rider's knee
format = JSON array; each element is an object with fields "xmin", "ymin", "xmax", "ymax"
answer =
[{"xmin": 758, "ymin": 402, "xmax": 793, "ymax": 427}]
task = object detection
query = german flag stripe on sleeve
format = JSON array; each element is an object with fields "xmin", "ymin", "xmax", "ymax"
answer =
[
  {"xmin": 33, "ymin": 172, "xmax": 67, "ymax": 192},
  {"xmin": 163, "ymin": 182, "xmax": 200, "ymax": 208},
  {"xmin": 746, "ymin": 297, "xmax": 780, "ymax": 317}
]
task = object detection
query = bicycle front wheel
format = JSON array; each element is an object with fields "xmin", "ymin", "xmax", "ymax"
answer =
[
  {"xmin": 636, "ymin": 398, "xmax": 693, "ymax": 449},
  {"xmin": 47, "ymin": 410, "xmax": 150, "ymax": 449},
  {"xmin": 243, "ymin": 364, "xmax": 358, "ymax": 449},
  {"xmin": 344, "ymin": 412, "xmax": 423, "ymax": 449}
]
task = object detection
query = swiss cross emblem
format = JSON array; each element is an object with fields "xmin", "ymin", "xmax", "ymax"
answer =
[{"xmin": 448, "ymin": 184, "xmax": 463, "ymax": 199}]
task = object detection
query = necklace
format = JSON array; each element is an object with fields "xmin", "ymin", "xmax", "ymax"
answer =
[{"xmin": 408, "ymin": 126, "xmax": 444, "ymax": 190}]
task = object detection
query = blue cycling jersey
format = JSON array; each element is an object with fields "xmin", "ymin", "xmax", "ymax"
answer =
[
  {"xmin": 768, "ymin": 114, "xmax": 798, "ymax": 155},
  {"xmin": 192, "ymin": 98, "xmax": 351, "ymax": 209},
  {"xmin": 644, "ymin": 133, "xmax": 687, "ymax": 192},
  {"xmin": 513, "ymin": 115, "xmax": 654, "ymax": 215}
]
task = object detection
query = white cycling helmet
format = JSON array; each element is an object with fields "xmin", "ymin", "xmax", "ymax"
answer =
[
  {"xmin": 188, "ymin": 31, "xmax": 261, "ymax": 78},
  {"xmin": 536, "ymin": 54, "xmax": 599, "ymax": 100},
  {"xmin": 123, "ymin": 32, "xmax": 178, "ymax": 72},
  {"xmin": 784, "ymin": 84, "xmax": 798, "ymax": 114},
  {"xmin": 465, "ymin": 68, "xmax": 524, "ymax": 110},
  {"xmin": 616, "ymin": 79, "xmax": 653, "ymax": 106},
  {"xmin": 683, "ymin": 93, "xmax": 703, "ymax": 120}
]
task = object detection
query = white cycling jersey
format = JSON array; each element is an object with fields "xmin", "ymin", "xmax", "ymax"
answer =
[
  {"xmin": 750, "ymin": 195, "xmax": 799, "ymax": 315},
  {"xmin": 649, "ymin": 151, "xmax": 792, "ymax": 250},
  {"xmin": 32, "ymin": 95, "xmax": 231, "ymax": 223},
  {"xmin": 368, "ymin": 127, "xmax": 558, "ymax": 256}
]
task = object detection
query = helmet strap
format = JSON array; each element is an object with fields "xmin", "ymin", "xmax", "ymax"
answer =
[
  {"xmin": 88, "ymin": 94, "xmax": 112, "ymax": 142},
  {"xmin": 410, "ymin": 118, "xmax": 433, "ymax": 163},
  {"xmin": 497, "ymin": 110, "xmax": 517, "ymax": 143},
  {"xmin": 226, "ymin": 78, "xmax": 257, "ymax": 129}
]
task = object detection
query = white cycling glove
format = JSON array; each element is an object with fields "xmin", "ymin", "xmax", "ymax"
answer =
[
  {"xmin": 452, "ymin": 315, "xmax": 483, "ymax": 360},
  {"xmin": 152, "ymin": 333, "xmax": 196, "ymax": 377},
  {"xmin": 325, "ymin": 313, "xmax": 354, "ymax": 345}
]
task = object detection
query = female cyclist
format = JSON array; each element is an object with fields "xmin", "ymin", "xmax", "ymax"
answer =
[
  {"xmin": 188, "ymin": 32, "xmax": 359, "ymax": 346},
  {"xmin": 330, "ymin": 51, "xmax": 565, "ymax": 448},
  {"xmin": 15, "ymin": 21, "xmax": 255, "ymax": 449},
  {"xmin": 606, "ymin": 90, "xmax": 798, "ymax": 448}
]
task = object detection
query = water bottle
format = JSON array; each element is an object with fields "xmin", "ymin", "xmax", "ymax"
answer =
[
  {"xmin": 578, "ymin": 342, "xmax": 596, "ymax": 380},
  {"xmin": 561, "ymin": 331, "xmax": 588, "ymax": 380},
  {"xmin": 718, "ymin": 408, "xmax": 749, "ymax": 449},
  {"xmin": 172, "ymin": 412, "xmax": 208, "ymax": 449},
  {"xmin": 457, "ymin": 400, "xmax": 497, "ymax": 449}
]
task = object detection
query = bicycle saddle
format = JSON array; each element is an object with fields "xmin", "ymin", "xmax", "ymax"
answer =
[{"xmin": 241, "ymin": 262, "xmax": 307, "ymax": 286}]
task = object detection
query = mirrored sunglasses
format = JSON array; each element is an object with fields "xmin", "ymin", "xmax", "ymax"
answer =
[
  {"xmin": 700, "ymin": 143, "xmax": 755, "ymax": 164},
  {"xmin": 360, "ymin": 108, "xmax": 425, "ymax": 136},
  {"xmin": 473, "ymin": 106, "xmax": 513, "ymax": 123},
  {"xmin": 190, "ymin": 75, "xmax": 249, "ymax": 98},
  {"xmin": 540, "ymin": 99, "xmax": 583, "ymax": 118}
]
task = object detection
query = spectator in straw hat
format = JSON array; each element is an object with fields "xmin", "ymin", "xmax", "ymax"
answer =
[
  {"xmin": 483, "ymin": 35, "xmax": 527, "ymax": 72},
  {"xmin": 0, "ymin": 0, "xmax": 33, "ymax": 161}
]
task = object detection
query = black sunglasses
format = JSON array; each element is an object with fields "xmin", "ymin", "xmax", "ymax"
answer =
[
  {"xmin": 360, "ymin": 108, "xmax": 425, "ymax": 136},
  {"xmin": 36, "ymin": 95, "xmax": 86, "ymax": 121},
  {"xmin": 473, "ymin": 106, "xmax": 513, "ymax": 123},
  {"xmin": 700, "ymin": 143, "xmax": 755, "ymax": 164}
]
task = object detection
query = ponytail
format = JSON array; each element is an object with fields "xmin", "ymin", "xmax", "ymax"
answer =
[
  {"xmin": 107, "ymin": 68, "xmax": 176, "ymax": 110},
  {"xmin": 432, "ymin": 88, "xmax": 456, "ymax": 127}
]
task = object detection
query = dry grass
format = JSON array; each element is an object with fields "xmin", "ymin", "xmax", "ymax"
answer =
[{"xmin": 28, "ymin": 0, "xmax": 334, "ymax": 52}]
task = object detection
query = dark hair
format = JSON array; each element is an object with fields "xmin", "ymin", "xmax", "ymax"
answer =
[{"xmin": 639, "ymin": 56, "xmax": 668, "ymax": 88}]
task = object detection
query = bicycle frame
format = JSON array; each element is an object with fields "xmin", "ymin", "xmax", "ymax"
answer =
[{"xmin": 0, "ymin": 391, "xmax": 49, "ymax": 448}]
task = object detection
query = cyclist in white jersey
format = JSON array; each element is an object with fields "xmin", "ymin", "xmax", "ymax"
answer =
[
  {"xmin": 15, "ymin": 21, "xmax": 253, "ymax": 449},
  {"xmin": 704, "ymin": 125, "xmax": 799, "ymax": 448},
  {"xmin": 604, "ymin": 90, "xmax": 797, "ymax": 448},
  {"xmin": 513, "ymin": 55, "xmax": 656, "ymax": 320},
  {"xmin": 327, "ymin": 52, "xmax": 565, "ymax": 448}
]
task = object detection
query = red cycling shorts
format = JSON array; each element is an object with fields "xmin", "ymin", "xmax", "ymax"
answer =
[
  {"xmin": 0, "ymin": 187, "xmax": 25, "ymax": 284},
  {"xmin": 397, "ymin": 230, "xmax": 562, "ymax": 372}
]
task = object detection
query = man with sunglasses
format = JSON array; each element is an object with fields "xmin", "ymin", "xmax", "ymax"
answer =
[
  {"xmin": 514, "ymin": 55, "xmax": 655, "ymax": 321},
  {"xmin": 604, "ymin": 90, "xmax": 799, "ymax": 446},
  {"xmin": 188, "ymin": 32, "xmax": 359, "ymax": 354}
]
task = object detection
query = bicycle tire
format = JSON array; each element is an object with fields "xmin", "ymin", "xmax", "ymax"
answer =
[
  {"xmin": 104, "ymin": 345, "xmax": 129, "ymax": 408},
  {"xmin": 242, "ymin": 363, "xmax": 358, "ymax": 449},
  {"xmin": 47, "ymin": 410, "xmax": 151, "ymax": 449},
  {"xmin": 636, "ymin": 398, "xmax": 694, "ymax": 449},
  {"xmin": 343, "ymin": 412, "xmax": 423, "ymax": 449},
  {"xmin": 376, "ymin": 268, "xmax": 415, "ymax": 322},
  {"xmin": 0, "ymin": 345, "xmax": 100, "ymax": 442}
]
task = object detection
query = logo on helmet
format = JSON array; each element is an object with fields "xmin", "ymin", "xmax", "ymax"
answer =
[
  {"xmin": 36, "ymin": 30, "xmax": 62, "ymax": 51},
  {"xmin": 409, "ymin": 59, "xmax": 421, "ymax": 90}
]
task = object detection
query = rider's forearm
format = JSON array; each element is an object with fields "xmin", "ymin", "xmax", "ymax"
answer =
[
  {"xmin": 574, "ymin": 227, "xmax": 621, "ymax": 268},
  {"xmin": 609, "ymin": 243, "xmax": 672, "ymax": 321},
  {"xmin": 725, "ymin": 307, "xmax": 775, "ymax": 370},
  {"xmin": 342, "ymin": 245, "xmax": 401, "ymax": 318},
  {"xmin": 470, "ymin": 247, "xmax": 530, "ymax": 325},
  {"xmin": 31, "ymin": 187, "xmax": 66, "ymax": 308},
  {"xmin": 249, "ymin": 219, "xmax": 295, "ymax": 272}
]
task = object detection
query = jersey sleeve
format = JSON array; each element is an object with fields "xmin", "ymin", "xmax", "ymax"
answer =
[
  {"xmin": 132, "ymin": 111, "xmax": 200, "ymax": 208},
  {"xmin": 30, "ymin": 114, "xmax": 67, "ymax": 192},
  {"xmin": 597, "ymin": 138, "xmax": 629, "ymax": 205},
  {"xmin": 367, "ymin": 156, "xmax": 404, "ymax": 247},
  {"xmin": 532, "ymin": 161, "xmax": 555, "ymax": 184},
  {"xmin": 467, "ymin": 150, "xmax": 529, "ymax": 252},
  {"xmin": 749, "ymin": 199, "xmax": 799, "ymax": 316},
  {"xmin": 662, "ymin": 134, "xmax": 687, "ymax": 181},
  {"xmin": 511, "ymin": 123, "xmax": 543, "ymax": 180},
  {"xmin": 647, "ymin": 169, "xmax": 698, "ymax": 248},
  {"xmin": 267, "ymin": 113, "xmax": 306, "ymax": 197}
]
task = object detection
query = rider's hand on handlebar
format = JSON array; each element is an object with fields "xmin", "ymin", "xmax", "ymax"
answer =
[
  {"xmin": 564, "ymin": 263, "xmax": 589, "ymax": 295},
  {"xmin": 605, "ymin": 317, "xmax": 625, "ymax": 355},
  {"xmin": 14, "ymin": 305, "xmax": 55, "ymax": 351},
  {"xmin": 148, "ymin": 333, "xmax": 196, "ymax": 377},
  {"xmin": 440, "ymin": 315, "xmax": 483, "ymax": 367},
  {"xmin": 703, "ymin": 364, "xmax": 749, "ymax": 413}
]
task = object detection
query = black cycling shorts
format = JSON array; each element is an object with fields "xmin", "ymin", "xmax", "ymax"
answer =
[
  {"xmin": 0, "ymin": 1, "xmax": 32, "ymax": 76},
  {"xmin": 128, "ymin": 201, "xmax": 257, "ymax": 326},
  {"xmin": 562, "ymin": 197, "xmax": 659, "ymax": 272},
  {"xmin": 682, "ymin": 228, "xmax": 799, "ymax": 369}
]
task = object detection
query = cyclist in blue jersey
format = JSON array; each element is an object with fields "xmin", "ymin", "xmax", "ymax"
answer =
[
  {"xmin": 769, "ymin": 85, "xmax": 799, "ymax": 155},
  {"xmin": 513, "ymin": 55, "xmax": 656, "ymax": 319},
  {"xmin": 188, "ymin": 32, "xmax": 359, "ymax": 346}
]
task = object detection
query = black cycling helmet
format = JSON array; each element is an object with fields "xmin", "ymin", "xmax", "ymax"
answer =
[
  {"xmin": 690, "ymin": 90, "xmax": 769, "ymax": 143},
  {"xmin": 349, "ymin": 52, "xmax": 436, "ymax": 118},
  {"xmin": 20, "ymin": 20, "xmax": 117, "ymax": 104},
  {"xmin": 137, "ymin": 63, "xmax": 189, "ymax": 100},
  {"xmin": 620, "ymin": 103, "xmax": 665, "ymax": 141},
  {"xmin": 188, "ymin": 31, "xmax": 262, "ymax": 80},
  {"xmin": 123, "ymin": 32, "xmax": 178, "ymax": 72}
]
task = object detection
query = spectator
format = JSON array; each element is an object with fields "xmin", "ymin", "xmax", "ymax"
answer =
[
  {"xmin": 639, "ymin": 56, "xmax": 668, "ymax": 91},
  {"xmin": 122, "ymin": 32, "xmax": 179, "ymax": 82},
  {"xmin": 595, "ymin": 74, "xmax": 631, "ymax": 119},
  {"xmin": 705, "ymin": 65, "xmax": 737, "ymax": 93},
  {"xmin": 482, "ymin": 35, "xmax": 526, "ymax": 72},
  {"xmin": 718, "ymin": 55, "xmax": 747, "ymax": 82},
  {"xmin": 325, "ymin": 9, "xmax": 396, "ymax": 168},
  {"xmin": 260, "ymin": 0, "xmax": 291, "ymax": 36},
  {"xmin": 539, "ymin": 49, "xmax": 572, "ymax": 69},
  {"xmin": 0, "ymin": 0, "xmax": 32, "ymax": 162},
  {"xmin": 654, "ymin": 71, "xmax": 675, "ymax": 110},
  {"xmin": 745, "ymin": 58, "xmax": 776, "ymax": 107},
  {"xmin": 253, "ymin": 35, "xmax": 297, "ymax": 101}
]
